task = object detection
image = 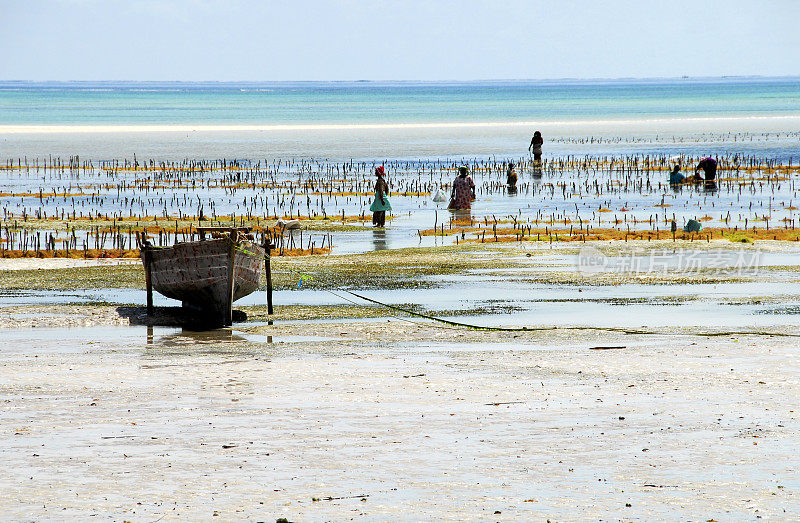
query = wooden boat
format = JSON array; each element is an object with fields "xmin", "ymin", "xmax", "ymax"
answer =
[{"xmin": 139, "ymin": 227, "xmax": 266, "ymax": 326}]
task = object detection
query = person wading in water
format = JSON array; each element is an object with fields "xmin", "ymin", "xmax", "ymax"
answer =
[
  {"xmin": 506, "ymin": 162, "xmax": 518, "ymax": 194},
  {"xmin": 529, "ymin": 130, "xmax": 544, "ymax": 164},
  {"xmin": 369, "ymin": 165, "xmax": 391, "ymax": 227},
  {"xmin": 696, "ymin": 157, "xmax": 718, "ymax": 182},
  {"xmin": 448, "ymin": 166, "xmax": 476, "ymax": 210}
]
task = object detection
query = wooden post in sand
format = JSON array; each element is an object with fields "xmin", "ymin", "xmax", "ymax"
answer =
[
  {"xmin": 265, "ymin": 239, "xmax": 274, "ymax": 316},
  {"xmin": 225, "ymin": 240, "xmax": 236, "ymax": 326},
  {"xmin": 143, "ymin": 247, "xmax": 154, "ymax": 316}
]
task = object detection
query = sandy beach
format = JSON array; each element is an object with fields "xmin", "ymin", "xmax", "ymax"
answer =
[
  {"xmin": 1, "ymin": 239, "xmax": 799, "ymax": 520},
  {"xmin": 4, "ymin": 114, "xmax": 800, "ymax": 133},
  {"xmin": 1, "ymin": 315, "xmax": 797, "ymax": 520},
  {"xmin": 3, "ymin": 115, "xmax": 799, "ymax": 160}
]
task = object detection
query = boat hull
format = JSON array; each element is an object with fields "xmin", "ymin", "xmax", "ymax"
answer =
[{"xmin": 142, "ymin": 238, "xmax": 264, "ymax": 326}]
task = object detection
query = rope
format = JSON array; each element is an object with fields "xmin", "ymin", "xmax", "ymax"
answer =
[
  {"xmin": 347, "ymin": 290, "xmax": 559, "ymax": 332},
  {"xmin": 269, "ymin": 256, "xmax": 800, "ymax": 338},
  {"xmin": 344, "ymin": 290, "xmax": 800, "ymax": 338},
  {"xmin": 325, "ymin": 288, "xmax": 458, "ymax": 330}
]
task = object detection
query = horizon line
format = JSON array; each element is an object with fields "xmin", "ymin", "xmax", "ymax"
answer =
[{"xmin": 1, "ymin": 75, "xmax": 799, "ymax": 85}]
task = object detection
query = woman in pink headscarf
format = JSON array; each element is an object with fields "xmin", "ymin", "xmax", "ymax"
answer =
[{"xmin": 369, "ymin": 165, "xmax": 391, "ymax": 227}]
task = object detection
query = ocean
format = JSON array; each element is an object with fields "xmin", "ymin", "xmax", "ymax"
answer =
[
  {"xmin": 3, "ymin": 77, "xmax": 800, "ymax": 125},
  {"xmin": 1, "ymin": 78, "xmax": 799, "ymax": 160}
]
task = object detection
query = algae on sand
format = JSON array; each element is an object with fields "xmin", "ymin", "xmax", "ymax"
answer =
[
  {"xmin": 0, "ymin": 264, "xmax": 145, "ymax": 291},
  {"xmin": 1, "ymin": 240, "xmax": 797, "ymax": 292},
  {"xmin": 0, "ymin": 244, "xmax": 510, "ymax": 291}
]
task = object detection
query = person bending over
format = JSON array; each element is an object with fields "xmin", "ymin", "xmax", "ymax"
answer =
[
  {"xmin": 696, "ymin": 157, "xmax": 717, "ymax": 182},
  {"xmin": 506, "ymin": 162, "xmax": 518, "ymax": 187}
]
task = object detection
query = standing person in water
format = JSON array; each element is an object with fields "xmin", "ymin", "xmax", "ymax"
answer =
[
  {"xmin": 529, "ymin": 130, "xmax": 544, "ymax": 163},
  {"xmin": 696, "ymin": 157, "xmax": 717, "ymax": 182},
  {"xmin": 506, "ymin": 162, "xmax": 518, "ymax": 187},
  {"xmin": 448, "ymin": 166, "xmax": 476, "ymax": 210},
  {"xmin": 369, "ymin": 165, "xmax": 391, "ymax": 227}
]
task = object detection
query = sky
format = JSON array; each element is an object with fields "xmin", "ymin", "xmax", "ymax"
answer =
[{"xmin": 2, "ymin": 0, "xmax": 799, "ymax": 82}]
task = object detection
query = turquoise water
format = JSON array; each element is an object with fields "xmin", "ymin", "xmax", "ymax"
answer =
[{"xmin": 2, "ymin": 78, "xmax": 800, "ymax": 126}]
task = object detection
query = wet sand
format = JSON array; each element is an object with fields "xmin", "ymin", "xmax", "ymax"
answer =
[
  {"xmin": 1, "ymin": 241, "xmax": 799, "ymax": 520},
  {"xmin": 1, "ymin": 320, "xmax": 798, "ymax": 520}
]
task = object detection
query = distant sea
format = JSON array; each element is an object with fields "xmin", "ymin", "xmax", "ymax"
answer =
[
  {"xmin": 1, "ymin": 78, "xmax": 799, "ymax": 160},
  {"xmin": 1, "ymin": 78, "xmax": 799, "ymax": 126}
]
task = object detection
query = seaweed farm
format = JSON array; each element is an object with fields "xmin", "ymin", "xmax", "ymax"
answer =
[
  {"xmin": 1, "ymin": 151, "xmax": 798, "ymax": 258},
  {"xmin": 3, "ymin": 70, "xmax": 800, "ymax": 522}
]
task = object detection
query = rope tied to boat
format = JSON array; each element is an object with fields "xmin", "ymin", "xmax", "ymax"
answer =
[{"xmin": 272, "ymin": 260, "xmax": 800, "ymax": 338}]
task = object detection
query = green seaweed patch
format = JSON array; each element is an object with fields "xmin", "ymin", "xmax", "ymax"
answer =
[
  {"xmin": 0, "ymin": 264, "xmax": 144, "ymax": 290},
  {"xmin": 241, "ymin": 304, "xmax": 388, "ymax": 321},
  {"xmin": 0, "ymin": 244, "xmax": 528, "ymax": 292},
  {"xmin": 267, "ymin": 244, "xmax": 532, "ymax": 291},
  {"xmin": 723, "ymin": 231, "xmax": 755, "ymax": 243}
]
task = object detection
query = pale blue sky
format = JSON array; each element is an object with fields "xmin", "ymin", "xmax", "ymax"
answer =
[{"xmin": 2, "ymin": 0, "xmax": 798, "ymax": 81}]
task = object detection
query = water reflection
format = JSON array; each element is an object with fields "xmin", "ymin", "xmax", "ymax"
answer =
[
  {"xmin": 372, "ymin": 228, "xmax": 388, "ymax": 250},
  {"xmin": 146, "ymin": 327, "xmax": 250, "ymax": 347},
  {"xmin": 448, "ymin": 208, "xmax": 473, "ymax": 219}
]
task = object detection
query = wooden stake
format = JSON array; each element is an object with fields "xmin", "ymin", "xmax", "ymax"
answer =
[
  {"xmin": 265, "ymin": 240, "xmax": 274, "ymax": 315},
  {"xmin": 143, "ymin": 247, "xmax": 153, "ymax": 316},
  {"xmin": 226, "ymin": 240, "xmax": 236, "ymax": 326}
]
